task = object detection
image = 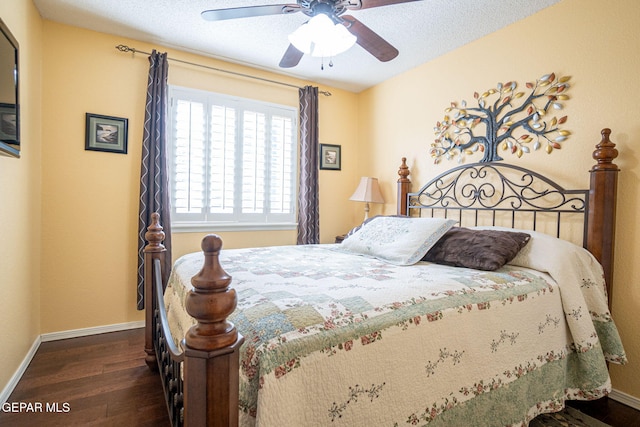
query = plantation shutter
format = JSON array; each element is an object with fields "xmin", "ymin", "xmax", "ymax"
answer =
[{"xmin": 169, "ymin": 86, "xmax": 297, "ymax": 229}]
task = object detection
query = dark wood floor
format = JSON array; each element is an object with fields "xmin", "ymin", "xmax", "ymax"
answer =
[
  {"xmin": 567, "ymin": 398, "xmax": 640, "ymax": 427},
  {"xmin": 0, "ymin": 328, "xmax": 167, "ymax": 426},
  {"xmin": 1, "ymin": 328, "xmax": 638, "ymax": 426}
]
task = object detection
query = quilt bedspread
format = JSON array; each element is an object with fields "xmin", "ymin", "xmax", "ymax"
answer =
[{"xmin": 164, "ymin": 237, "xmax": 626, "ymax": 427}]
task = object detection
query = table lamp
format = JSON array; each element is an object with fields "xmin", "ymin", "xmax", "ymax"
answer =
[{"xmin": 349, "ymin": 177, "xmax": 384, "ymax": 221}]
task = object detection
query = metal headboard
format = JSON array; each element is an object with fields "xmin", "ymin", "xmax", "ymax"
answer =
[{"xmin": 406, "ymin": 162, "xmax": 589, "ymax": 247}]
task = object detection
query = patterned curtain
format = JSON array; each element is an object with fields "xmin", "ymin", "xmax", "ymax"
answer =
[
  {"xmin": 136, "ymin": 50, "xmax": 172, "ymax": 310},
  {"xmin": 297, "ymin": 86, "xmax": 320, "ymax": 244}
]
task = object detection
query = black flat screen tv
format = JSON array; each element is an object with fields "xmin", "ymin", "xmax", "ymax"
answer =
[{"xmin": 0, "ymin": 18, "xmax": 19, "ymax": 158}]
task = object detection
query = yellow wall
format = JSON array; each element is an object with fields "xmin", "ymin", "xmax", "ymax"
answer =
[
  {"xmin": 38, "ymin": 21, "xmax": 359, "ymax": 333},
  {"xmin": 358, "ymin": 0, "xmax": 640, "ymax": 399},
  {"xmin": 0, "ymin": 0, "xmax": 42, "ymax": 394}
]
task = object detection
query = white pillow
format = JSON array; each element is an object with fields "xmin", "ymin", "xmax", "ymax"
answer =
[{"xmin": 341, "ymin": 216, "xmax": 457, "ymax": 265}]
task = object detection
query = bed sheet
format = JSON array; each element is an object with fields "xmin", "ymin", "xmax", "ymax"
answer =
[{"xmin": 164, "ymin": 237, "xmax": 625, "ymax": 426}]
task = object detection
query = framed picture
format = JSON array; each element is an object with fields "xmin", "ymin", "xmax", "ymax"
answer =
[
  {"xmin": 85, "ymin": 113, "xmax": 128, "ymax": 154},
  {"xmin": 320, "ymin": 143, "xmax": 341, "ymax": 170}
]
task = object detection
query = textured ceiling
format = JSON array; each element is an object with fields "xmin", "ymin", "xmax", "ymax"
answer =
[{"xmin": 33, "ymin": 0, "xmax": 560, "ymax": 93}]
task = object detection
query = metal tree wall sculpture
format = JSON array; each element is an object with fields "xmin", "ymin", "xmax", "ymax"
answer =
[{"xmin": 431, "ymin": 73, "xmax": 571, "ymax": 163}]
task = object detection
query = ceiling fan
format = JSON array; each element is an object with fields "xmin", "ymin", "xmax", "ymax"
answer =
[{"xmin": 202, "ymin": 0, "xmax": 421, "ymax": 68}]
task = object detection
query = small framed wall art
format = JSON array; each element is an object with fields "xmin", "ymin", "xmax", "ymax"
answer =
[
  {"xmin": 320, "ymin": 143, "xmax": 341, "ymax": 170},
  {"xmin": 85, "ymin": 113, "xmax": 128, "ymax": 154}
]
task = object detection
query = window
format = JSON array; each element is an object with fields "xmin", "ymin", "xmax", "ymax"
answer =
[{"xmin": 168, "ymin": 86, "xmax": 298, "ymax": 231}]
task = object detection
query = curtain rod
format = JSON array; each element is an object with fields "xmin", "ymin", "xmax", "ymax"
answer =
[{"xmin": 115, "ymin": 44, "xmax": 331, "ymax": 96}]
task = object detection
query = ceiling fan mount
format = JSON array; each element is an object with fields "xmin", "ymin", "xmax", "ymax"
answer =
[
  {"xmin": 296, "ymin": 0, "xmax": 349, "ymax": 20},
  {"xmin": 201, "ymin": 0, "xmax": 421, "ymax": 68}
]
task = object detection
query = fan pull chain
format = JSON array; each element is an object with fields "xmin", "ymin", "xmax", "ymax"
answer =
[{"xmin": 320, "ymin": 57, "xmax": 335, "ymax": 71}]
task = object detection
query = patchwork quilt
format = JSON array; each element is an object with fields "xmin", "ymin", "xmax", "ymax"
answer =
[{"xmin": 164, "ymin": 232, "xmax": 626, "ymax": 427}]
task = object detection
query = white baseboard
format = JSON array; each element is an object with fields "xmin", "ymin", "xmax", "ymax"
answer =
[
  {"xmin": 0, "ymin": 336, "xmax": 41, "ymax": 405},
  {"xmin": 40, "ymin": 320, "xmax": 144, "ymax": 342},
  {"xmin": 1, "ymin": 321, "xmax": 145, "ymax": 405},
  {"xmin": 610, "ymin": 388, "xmax": 640, "ymax": 411}
]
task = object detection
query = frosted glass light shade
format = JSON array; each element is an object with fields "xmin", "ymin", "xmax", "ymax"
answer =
[{"xmin": 288, "ymin": 14, "xmax": 357, "ymax": 58}]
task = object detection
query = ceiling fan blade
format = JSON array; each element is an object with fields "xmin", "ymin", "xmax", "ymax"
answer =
[
  {"xmin": 341, "ymin": 15, "xmax": 398, "ymax": 62},
  {"xmin": 202, "ymin": 4, "xmax": 300, "ymax": 21},
  {"xmin": 279, "ymin": 44, "xmax": 304, "ymax": 68},
  {"xmin": 349, "ymin": 0, "xmax": 422, "ymax": 10}
]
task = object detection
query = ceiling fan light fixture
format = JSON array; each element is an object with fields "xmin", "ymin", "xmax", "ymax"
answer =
[{"xmin": 288, "ymin": 13, "xmax": 357, "ymax": 58}]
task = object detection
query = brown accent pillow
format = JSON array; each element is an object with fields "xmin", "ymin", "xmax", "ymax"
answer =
[{"xmin": 422, "ymin": 227, "xmax": 531, "ymax": 271}]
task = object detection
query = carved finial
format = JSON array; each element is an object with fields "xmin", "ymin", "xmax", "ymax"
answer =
[
  {"xmin": 185, "ymin": 234, "xmax": 238, "ymax": 351},
  {"xmin": 398, "ymin": 157, "xmax": 410, "ymax": 183},
  {"xmin": 201, "ymin": 234, "xmax": 223, "ymax": 254},
  {"xmin": 591, "ymin": 128, "xmax": 619, "ymax": 171},
  {"xmin": 144, "ymin": 212, "xmax": 165, "ymax": 252}
]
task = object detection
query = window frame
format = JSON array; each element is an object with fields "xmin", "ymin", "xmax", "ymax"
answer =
[{"xmin": 167, "ymin": 85, "xmax": 299, "ymax": 232}]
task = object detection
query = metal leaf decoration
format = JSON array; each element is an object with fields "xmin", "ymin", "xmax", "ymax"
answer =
[{"xmin": 430, "ymin": 73, "xmax": 571, "ymax": 163}]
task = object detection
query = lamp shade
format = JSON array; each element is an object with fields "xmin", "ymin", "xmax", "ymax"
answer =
[
  {"xmin": 350, "ymin": 177, "xmax": 385, "ymax": 203},
  {"xmin": 288, "ymin": 14, "xmax": 357, "ymax": 58}
]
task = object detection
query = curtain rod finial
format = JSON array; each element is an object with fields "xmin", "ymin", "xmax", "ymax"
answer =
[{"xmin": 116, "ymin": 44, "xmax": 136, "ymax": 56}]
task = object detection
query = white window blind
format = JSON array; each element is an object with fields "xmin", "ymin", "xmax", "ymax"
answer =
[{"xmin": 168, "ymin": 86, "xmax": 298, "ymax": 231}]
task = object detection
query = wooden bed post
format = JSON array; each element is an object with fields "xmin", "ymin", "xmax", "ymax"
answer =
[
  {"xmin": 587, "ymin": 128, "xmax": 619, "ymax": 306},
  {"xmin": 143, "ymin": 212, "xmax": 166, "ymax": 371},
  {"xmin": 183, "ymin": 235, "xmax": 245, "ymax": 427},
  {"xmin": 397, "ymin": 157, "xmax": 411, "ymax": 216}
]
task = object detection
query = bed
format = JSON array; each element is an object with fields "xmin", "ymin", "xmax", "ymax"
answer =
[{"xmin": 143, "ymin": 128, "xmax": 626, "ymax": 427}]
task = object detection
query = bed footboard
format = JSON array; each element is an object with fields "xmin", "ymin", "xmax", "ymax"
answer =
[{"xmin": 144, "ymin": 213, "xmax": 245, "ymax": 427}]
